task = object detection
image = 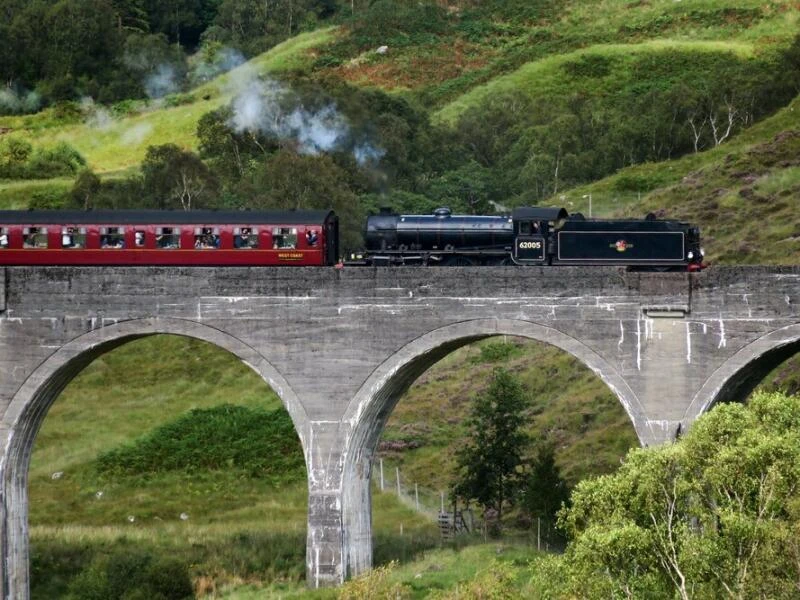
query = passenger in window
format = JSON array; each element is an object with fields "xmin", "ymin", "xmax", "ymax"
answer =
[
  {"xmin": 0, "ymin": 233, "xmax": 8, "ymax": 248},
  {"xmin": 62, "ymin": 232, "xmax": 73, "ymax": 248},
  {"xmin": 135, "ymin": 231, "xmax": 145, "ymax": 247},
  {"xmin": 306, "ymin": 230, "xmax": 319, "ymax": 247},
  {"xmin": 235, "ymin": 232, "xmax": 250, "ymax": 248},
  {"xmin": 157, "ymin": 234, "xmax": 176, "ymax": 249}
]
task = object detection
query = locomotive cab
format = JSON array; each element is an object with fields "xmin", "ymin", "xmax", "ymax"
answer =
[{"xmin": 511, "ymin": 207, "xmax": 568, "ymax": 265}]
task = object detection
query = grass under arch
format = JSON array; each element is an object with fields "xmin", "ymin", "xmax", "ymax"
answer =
[{"xmin": 28, "ymin": 334, "xmax": 438, "ymax": 598}]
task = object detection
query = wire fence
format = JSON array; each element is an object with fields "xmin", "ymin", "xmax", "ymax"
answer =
[
  {"xmin": 372, "ymin": 459, "xmax": 448, "ymax": 521},
  {"xmin": 371, "ymin": 458, "xmax": 564, "ymax": 551}
]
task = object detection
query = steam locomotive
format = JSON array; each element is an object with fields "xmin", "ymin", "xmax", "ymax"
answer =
[
  {"xmin": 0, "ymin": 207, "xmax": 705, "ymax": 270},
  {"xmin": 358, "ymin": 206, "xmax": 705, "ymax": 270}
]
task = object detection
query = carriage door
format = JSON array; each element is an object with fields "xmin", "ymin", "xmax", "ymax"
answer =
[
  {"xmin": 513, "ymin": 220, "xmax": 546, "ymax": 264},
  {"xmin": 325, "ymin": 217, "xmax": 339, "ymax": 265}
]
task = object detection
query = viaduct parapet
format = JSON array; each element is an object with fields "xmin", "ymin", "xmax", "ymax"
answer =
[{"xmin": 0, "ymin": 265, "xmax": 798, "ymax": 598}]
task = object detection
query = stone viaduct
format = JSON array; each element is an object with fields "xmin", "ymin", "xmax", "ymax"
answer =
[{"xmin": 0, "ymin": 265, "xmax": 798, "ymax": 598}]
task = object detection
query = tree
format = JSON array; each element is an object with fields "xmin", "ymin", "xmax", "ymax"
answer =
[
  {"xmin": 520, "ymin": 441, "xmax": 569, "ymax": 526},
  {"xmin": 240, "ymin": 151, "xmax": 363, "ymax": 251},
  {"xmin": 141, "ymin": 144, "xmax": 218, "ymax": 210},
  {"xmin": 70, "ymin": 169, "xmax": 101, "ymax": 209},
  {"xmin": 558, "ymin": 391, "xmax": 800, "ymax": 600},
  {"xmin": 453, "ymin": 368, "xmax": 529, "ymax": 533}
]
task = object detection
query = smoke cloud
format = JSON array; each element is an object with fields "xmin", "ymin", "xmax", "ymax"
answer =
[
  {"xmin": 120, "ymin": 122, "xmax": 153, "ymax": 146},
  {"xmin": 81, "ymin": 97, "xmax": 113, "ymax": 130},
  {"xmin": 144, "ymin": 64, "xmax": 180, "ymax": 99},
  {"xmin": 0, "ymin": 88, "xmax": 41, "ymax": 114},
  {"xmin": 191, "ymin": 47, "xmax": 246, "ymax": 84},
  {"xmin": 226, "ymin": 72, "xmax": 385, "ymax": 165}
]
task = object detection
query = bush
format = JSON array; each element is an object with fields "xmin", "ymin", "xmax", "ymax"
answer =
[
  {"xmin": 0, "ymin": 138, "xmax": 33, "ymax": 178},
  {"xmin": 27, "ymin": 142, "xmax": 86, "ymax": 178},
  {"xmin": 338, "ymin": 561, "xmax": 408, "ymax": 600},
  {"xmin": 347, "ymin": 0, "xmax": 452, "ymax": 49},
  {"xmin": 96, "ymin": 404, "xmax": 305, "ymax": 480},
  {"xmin": 431, "ymin": 559, "xmax": 518, "ymax": 599},
  {"xmin": 110, "ymin": 100, "xmax": 140, "ymax": 118},
  {"xmin": 163, "ymin": 93, "xmax": 196, "ymax": 108},
  {"xmin": 67, "ymin": 549, "xmax": 193, "ymax": 600},
  {"xmin": 29, "ymin": 186, "xmax": 70, "ymax": 209},
  {"xmin": 474, "ymin": 341, "xmax": 520, "ymax": 364}
]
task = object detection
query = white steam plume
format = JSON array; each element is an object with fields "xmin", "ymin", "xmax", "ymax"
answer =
[
  {"xmin": 226, "ymin": 74, "xmax": 384, "ymax": 165},
  {"xmin": 81, "ymin": 97, "xmax": 113, "ymax": 130},
  {"xmin": 192, "ymin": 47, "xmax": 246, "ymax": 84},
  {"xmin": 0, "ymin": 88, "xmax": 41, "ymax": 114},
  {"xmin": 144, "ymin": 64, "xmax": 180, "ymax": 99}
]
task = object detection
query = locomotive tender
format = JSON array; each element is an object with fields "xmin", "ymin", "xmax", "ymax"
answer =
[{"xmin": 0, "ymin": 206, "xmax": 704, "ymax": 270}]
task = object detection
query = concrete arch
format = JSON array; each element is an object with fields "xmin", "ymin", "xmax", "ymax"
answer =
[
  {"xmin": 685, "ymin": 323, "xmax": 800, "ymax": 426},
  {"xmin": 338, "ymin": 318, "xmax": 643, "ymax": 578},
  {"xmin": 0, "ymin": 317, "xmax": 307, "ymax": 600}
]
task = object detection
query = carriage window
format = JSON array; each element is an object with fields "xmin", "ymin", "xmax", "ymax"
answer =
[
  {"xmin": 234, "ymin": 227, "xmax": 258, "ymax": 249},
  {"xmin": 0, "ymin": 228, "xmax": 8, "ymax": 248},
  {"xmin": 272, "ymin": 227, "xmax": 297, "ymax": 249},
  {"xmin": 156, "ymin": 227, "xmax": 180, "ymax": 249},
  {"xmin": 62, "ymin": 227, "xmax": 86, "ymax": 249},
  {"xmin": 194, "ymin": 227, "xmax": 220, "ymax": 249},
  {"xmin": 134, "ymin": 230, "xmax": 146, "ymax": 247},
  {"xmin": 23, "ymin": 227, "xmax": 48, "ymax": 248},
  {"xmin": 305, "ymin": 229, "xmax": 319, "ymax": 247},
  {"xmin": 100, "ymin": 227, "xmax": 125, "ymax": 248}
]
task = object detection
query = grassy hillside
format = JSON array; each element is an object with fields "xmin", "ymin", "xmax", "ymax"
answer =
[
  {"xmin": 0, "ymin": 28, "xmax": 337, "ymax": 175},
  {"xmin": 558, "ymin": 93, "xmax": 800, "ymax": 263}
]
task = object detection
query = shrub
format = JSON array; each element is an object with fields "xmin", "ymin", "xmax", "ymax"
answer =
[
  {"xmin": 96, "ymin": 404, "xmax": 305, "ymax": 480},
  {"xmin": 163, "ymin": 93, "xmax": 196, "ymax": 108},
  {"xmin": 29, "ymin": 186, "xmax": 70, "ymax": 209},
  {"xmin": 430, "ymin": 559, "xmax": 518, "ymax": 599},
  {"xmin": 66, "ymin": 549, "xmax": 193, "ymax": 600},
  {"xmin": 475, "ymin": 341, "xmax": 520, "ymax": 364},
  {"xmin": 347, "ymin": 0, "xmax": 452, "ymax": 50},
  {"xmin": 27, "ymin": 142, "xmax": 86, "ymax": 178},
  {"xmin": 0, "ymin": 138, "xmax": 33, "ymax": 178},
  {"xmin": 110, "ymin": 100, "xmax": 140, "ymax": 118},
  {"xmin": 338, "ymin": 561, "xmax": 409, "ymax": 600}
]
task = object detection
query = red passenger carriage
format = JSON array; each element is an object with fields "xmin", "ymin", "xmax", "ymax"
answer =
[{"xmin": 0, "ymin": 210, "xmax": 339, "ymax": 266}]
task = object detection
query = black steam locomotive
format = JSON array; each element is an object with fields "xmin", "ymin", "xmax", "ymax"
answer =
[{"xmin": 358, "ymin": 206, "xmax": 705, "ymax": 270}]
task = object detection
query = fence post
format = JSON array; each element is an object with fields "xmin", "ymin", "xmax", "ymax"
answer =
[
  {"xmin": 537, "ymin": 518, "xmax": 541, "ymax": 551},
  {"xmin": 396, "ymin": 467, "xmax": 401, "ymax": 496}
]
